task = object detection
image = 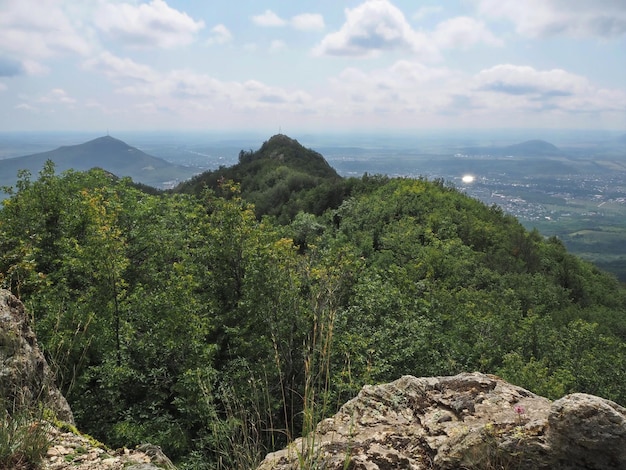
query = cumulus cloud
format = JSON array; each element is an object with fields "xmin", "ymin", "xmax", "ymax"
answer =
[
  {"xmin": 475, "ymin": 64, "xmax": 589, "ymax": 97},
  {"xmin": 84, "ymin": 53, "xmax": 313, "ymax": 115},
  {"xmin": 207, "ymin": 24, "xmax": 233, "ymax": 45},
  {"xmin": 252, "ymin": 10, "xmax": 286, "ymax": 27},
  {"xmin": 320, "ymin": 58, "xmax": 626, "ymax": 127},
  {"xmin": 314, "ymin": 0, "xmax": 438, "ymax": 59},
  {"xmin": 326, "ymin": 60, "xmax": 457, "ymax": 118},
  {"xmin": 252, "ymin": 10, "xmax": 325, "ymax": 31},
  {"xmin": 470, "ymin": 64, "xmax": 626, "ymax": 117},
  {"xmin": 15, "ymin": 103, "xmax": 38, "ymax": 112},
  {"xmin": 269, "ymin": 40, "xmax": 286, "ymax": 53},
  {"xmin": 38, "ymin": 88, "xmax": 76, "ymax": 105},
  {"xmin": 433, "ymin": 17, "xmax": 503, "ymax": 49},
  {"xmin": 95, "ymin": 0, "xmax": 205, "ymax": 48},
  {"xmin": 473, "ymin": 0, "xmax": 626, "ymax": 38},
  {"xmin": 83, "ymin": 51, "xmax": 159, "ymax": 83},
  {"xmin": 291, "ymin": 13, "xmax": 325, "ymax": 31},
  {"xmin": 0, "ymin": 0, "xmax": 89, "ymax": 76}
]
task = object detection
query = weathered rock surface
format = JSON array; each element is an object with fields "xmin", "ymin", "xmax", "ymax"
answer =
[
  {"xmin": 0, "ymin": 289, "xmax": 74, "ymax": 423},
  {"xmin": 257, "ymin": 372, "xmax": 626, "ymax": 470},
  {"xmin": 42, "ymin": 424, "xmax": 176, "ymax": 470}
]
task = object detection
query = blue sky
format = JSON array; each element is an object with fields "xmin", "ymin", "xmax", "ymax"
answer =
[{"xmin": 0, "ymin": 0, "xmax": 625, "ymax": 133}]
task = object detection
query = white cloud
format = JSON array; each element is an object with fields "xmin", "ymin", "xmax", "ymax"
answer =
[
  {"xmin": 474, "ymin": 64, "xmax": 589, "ymax": 97},
  {"xmin": 313, "ymin": 0, "xmax": 439, "ymax": 59},
  {"xmin": 85, "ymin": 54, "xmax": 313, "ymax": 115},
  {"xmin": 15, "ymin": 103, "xmax": 38, "ymax": 112},
  {"xmin": 291, "ymin": 13, "xmax": 325, "ymax": 31},
  {"xmin": 473, "ymin": 0, "xmax": 626, "ymax": 38},
  {"xmin": 83, "ymin": 51, "xmax": 159, "ymax": 83},
  {"xmin": 0, "ymin": 83, "xmax": 7, "ymax": 92},
  {"xmin": 253, "ymin": 10, "xmax": 325, "ymax": 31},
  {"xmin": 433, "ymin": 17, "xmax": 503, "ymax": 49},
  {"xmin": 470, "ymin": 64, "xmax": 626, "ymax": 117},
  {"xmin": 0, "ymin": 0, "xmax": 90, "ymax": 70},
  {"xmin": 325, "ymin": 60, "xmax": 458, "ymax": 119},
  {"xmin": 38, "ymin": 88, "xmax": 76, "ymax": 105},
  {"xmin": 95, "ymin": 0, "xmax": 205, "ymax": 48},
  {"xmin": 207, "ymin": 24, "xmax": 233, "ymax": 45},
  {"xmin": 252, "ymin": 10, "xmax": 286, "ymax": 27},
  {"xmin": 14, "ymin": 88, "xmax": 77, "ymax": 113},
  {"xmin": 21, "ymin": 60, "xmax": 49, "ymax": 76},
  {"xmin": 319, "ymin": 59, "xmax": 626, "ymax": 127},
  {"xmin": 270, "ymin": 40, "xmax": 286, "ymax": 53}
]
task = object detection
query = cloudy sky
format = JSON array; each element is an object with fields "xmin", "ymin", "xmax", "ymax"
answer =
[{"xmin": 1, "ymin": 0, "xmax": 625, "ymax": 133}]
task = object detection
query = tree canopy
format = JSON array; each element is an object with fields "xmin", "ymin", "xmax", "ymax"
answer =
[{"xmin": 1, "ymin": 149, "xmax": 625, "ymax": 468}]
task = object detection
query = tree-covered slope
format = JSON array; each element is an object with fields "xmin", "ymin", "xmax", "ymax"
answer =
[
  {"xmin": 1, "ymin": 149, "xmax": 624, "ymax": 468},
  {"xmin": 172, "ymin": 134, "xmax": 346, "ymax": 222}
]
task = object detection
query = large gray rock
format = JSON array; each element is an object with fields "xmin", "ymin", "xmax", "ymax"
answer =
[
  {"xmin": 257, "ymin": 372, "xmax": 626, "ymax": 470},
  {"xmin": 0, "ymin": 289, "xmax": 74, "ymax": 423}
]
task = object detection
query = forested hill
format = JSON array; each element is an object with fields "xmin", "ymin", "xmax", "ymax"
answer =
[
  {"xmin": 1, "ymin": 136, "xmax": 625, "ymax": 468},
  {"xmin": 0, "ymin": 135, "xmax": 197, "ymax": 190},
  {"xmin": 172, "ymin": 134, "xmax": 345, "ymax": 221}
]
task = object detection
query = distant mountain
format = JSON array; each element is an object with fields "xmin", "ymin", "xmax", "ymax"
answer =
[
  {"xmin": 463, "ymin": 139, "xmax": 561, "ymax": 157},
  {"xmin": 0, "ymin": 135, "xmax": 198, "ymax": 190},
  {"xmin": 174, "ymin": 134, "xmax": 344, "ymax": 221}
]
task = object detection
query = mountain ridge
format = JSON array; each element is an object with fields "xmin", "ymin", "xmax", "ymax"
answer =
[{"xmin": 0, "ymin": 135, "xmax": 198, "ymax": 190}]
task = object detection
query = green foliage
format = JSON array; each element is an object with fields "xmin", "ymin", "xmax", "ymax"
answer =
[
  {"xmin": 171, "ymin": 134, "xmax": 345, "ymax": 222},
  {"xmin": 1, "ymin": 154, "xmax": 626, "ymax": 468}
]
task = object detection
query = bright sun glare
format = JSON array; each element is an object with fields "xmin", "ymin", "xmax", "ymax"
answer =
[{"xmin": 462, "ymin": 175, "xmax": 475, "ymax": 183}]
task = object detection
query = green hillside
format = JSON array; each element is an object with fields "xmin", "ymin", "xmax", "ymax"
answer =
[
  {"xmin": 172, "ymin": 134, "xmax": 345, "ymax": 222},
  {"xmin": 1, "ymin": 135, "xmax": 625, "ymax": 468},
  {"xmin": 0, "ymin": 135, "xmax": 197, "ymax": 190}
]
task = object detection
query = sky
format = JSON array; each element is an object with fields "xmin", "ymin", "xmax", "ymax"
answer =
[{"xmin": 1, "ymin": 0, "xmax": 625, "ymax": 134}]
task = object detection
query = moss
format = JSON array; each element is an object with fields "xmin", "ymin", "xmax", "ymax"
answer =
[{"xmin": 49, "ymin": 416, "xmax": 107, "ymax": 450}]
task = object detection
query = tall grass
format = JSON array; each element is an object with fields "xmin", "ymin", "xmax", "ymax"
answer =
[
  {"xmin": 186, "ymin": 265, "xmax": 345, "ymax": 470},
  {"xmin": 0, "ymin": 406, "xmax": 51, "ymax": 470}
]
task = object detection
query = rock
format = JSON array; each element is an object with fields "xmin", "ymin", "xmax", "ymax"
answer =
[
  {"xmin": 0, "ymin": 289, "xmax": 74, "ymax": 423},
  {"xmin": 41, "ymin": 423, "xmax": 178, "ymax": 469},
  {"xmin": 257, "ymin": 372, "xmax": 626, "ymax": 470},
  {"xmin": 548, "ymin": 393, "xmax": 626, "ymax": 468}
]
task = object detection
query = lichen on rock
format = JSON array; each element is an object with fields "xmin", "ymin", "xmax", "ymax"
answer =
[{"xmin": 257, "ymin": 372, "xmax": 626, "ymax": 470}]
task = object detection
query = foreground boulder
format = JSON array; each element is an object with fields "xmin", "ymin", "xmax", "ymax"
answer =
[
  {"xmin": 0, "ymin": 289, "xmax": 74, "ymax": 423},
  {"xmin": 257, "ymin": 372, "xmax": 626, "ymax": 470}
]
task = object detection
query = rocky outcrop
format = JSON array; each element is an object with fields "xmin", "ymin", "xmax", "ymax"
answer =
[
  {"xmin": 42, "ymin": 424, "xmax": 176, "ymax": 469},
  {"xmin": 257, "ymin": 372, "xmax": 626, "ymax": 470},
  {"xmin": 0, "ymin": 289, "xmax": 74, "ymax": 423}
]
